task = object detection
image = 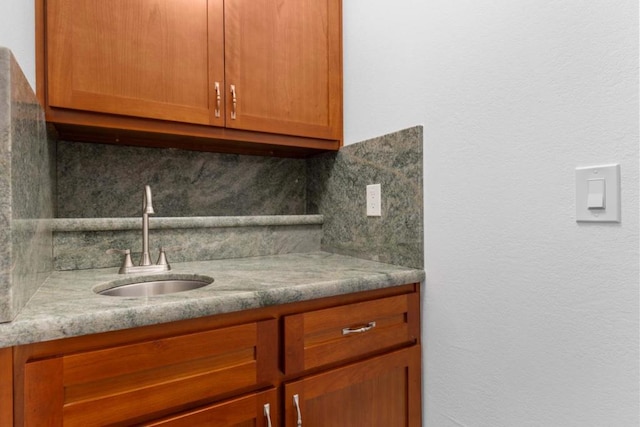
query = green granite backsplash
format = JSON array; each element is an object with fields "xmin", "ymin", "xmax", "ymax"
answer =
[
  {"xmin": 56, "ymin": 127, "xmax": 424, "ymax": 270},
  {"xmin": 53, "ymin": 216, "xmax": 323, "ymax": 270},
  {"xmin": 308, "ymin": 127, "xmax": 424, "ymax": 269},
  {"xmin": 0, "ymin": 47, "xmax": 55, "ymax": 322},
  {"xmin": 56, "ymin": 141, "xmax": 307, "ymax": 217}
]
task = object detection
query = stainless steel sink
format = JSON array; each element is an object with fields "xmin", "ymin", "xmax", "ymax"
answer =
[{"xmin": 97, "ymin": 275, "xmax": 214, "ymax": 297}]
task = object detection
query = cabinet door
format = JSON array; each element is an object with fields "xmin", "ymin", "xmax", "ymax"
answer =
[
  {"xmin": 284, "ymin": 346, "xmax": 422, "ymax": 427},
  {"xmin": 22, "ymin": 319, "xmax": 277, "ymax": 426},
  {"xmin": 46, "ymin": 0, "xmax": 225, "ymax": 126},
  {"xmin": 224, "ymin": 0, "xmax": 342, "ymax": 140},
  {"xmin": 143, "ymin": 389, "xmax": 278, "ymax": 427}
]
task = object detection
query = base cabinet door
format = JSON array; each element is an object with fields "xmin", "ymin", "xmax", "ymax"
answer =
[
  {"xmin": 143, "ymin": 389, "xmax": 278, "ymax": 427},
  {"xmin": 283, "ymin": 346, "xmax": 422, "ymax": 427},
  {"xmin": 20, "ymin": 319, "xmax": 277, "ymax": 426}
]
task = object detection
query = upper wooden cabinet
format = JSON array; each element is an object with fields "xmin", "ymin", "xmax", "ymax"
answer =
[{"xmin": 36, "ymin": 0, "xmax": 343, "ymax": 157}]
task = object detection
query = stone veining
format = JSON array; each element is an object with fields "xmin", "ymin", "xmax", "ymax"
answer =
[
  {"xmin": 57, "ymin": 141, "xmax": 307, "ymax": 217},
  {"xmin": 53, "ymin": 216, "xmax": 323, "ymax": 270},
  {"xmin": 0, "ymin": 47, "xmax": 55, "ymax": 322},
  {"xmin": 307, "ymin": 126, "xmax": 424, "ymax": 269},
  {"xmin": 0, "ymin": 252, "xmax": 425, "ymax": 348}
]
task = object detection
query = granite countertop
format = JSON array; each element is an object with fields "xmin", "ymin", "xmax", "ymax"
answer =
[{"xmin": 0, "ymin": 252, "xmax": 424, "ymax": 348}]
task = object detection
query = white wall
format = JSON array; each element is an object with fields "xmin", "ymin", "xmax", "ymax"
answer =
[
  {"xmin": 0, "ymin": 0, "xmax": 35, "ymax": 89},
  {"xmin": 344, "ymin": 1, "xmax": 639, "ymax": 426}
]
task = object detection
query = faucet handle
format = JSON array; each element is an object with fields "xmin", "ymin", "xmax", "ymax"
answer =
[
  {"xmin": 156, "ymin": 247, "xmax": 169, "ymax": 266},
  {"xmin": 106, "ymin": 248, "xmax": 135, "ymax": 273}
]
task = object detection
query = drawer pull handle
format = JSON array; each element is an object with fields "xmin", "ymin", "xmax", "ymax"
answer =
[
  {"xmin": 293, "ymin": 394, "xmax": 302, "ymax": 426},
  {"xmin": 230, "ymin": 84, "xmax": 237, "ymax": 119},
  {"xmin": 264, "ymin": 403, "xmax": 272, "ymax": 427},
  {"xmin": 342, "ymin": 321, "xmax": 377, "ymax": 336},
  {"xmin": 214, "ymin": 82, "xmax": 221, "ymax": 118}
]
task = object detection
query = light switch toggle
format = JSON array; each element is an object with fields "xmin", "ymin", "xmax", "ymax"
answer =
[
  {"xmin": 576, "ymin": 164, "xmax": 620, "ymax": 222},
  {"xmin": 587, "ymin": 178, "xmax": 605, "ymax": 209}
]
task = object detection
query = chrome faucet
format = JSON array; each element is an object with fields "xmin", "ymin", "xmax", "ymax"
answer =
[
  {"xmin": 107, "ymin": 185, "xmax": 171, "ymax": 274},
  {"xmin": 140, "ymin": 185, "xmax": 154, "ymax": 266}
]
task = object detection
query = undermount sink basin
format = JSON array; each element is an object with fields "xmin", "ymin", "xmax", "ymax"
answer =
[{"xmin": 97, "ymin": 275, "xmax": 214, "ymax": 297}]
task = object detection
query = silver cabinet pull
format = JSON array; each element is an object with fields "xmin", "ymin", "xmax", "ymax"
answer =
[
  {"xmin": 342, "ymin": 321, "xmax": 376, "ymax": 336},
  {"xmin": 214, "ymin": 82, "xmax": 221, "ymax": 118},
  {"xmin": 263, "ymin": 403, "xmax": 272, "ymax": 427},
  {"xmin": 230, "ymin": 84, "xmax": 237, "ymax": 119},
  {"xmin": 293, "ymin": 394, "xmax": 302, "ymax": 427}
]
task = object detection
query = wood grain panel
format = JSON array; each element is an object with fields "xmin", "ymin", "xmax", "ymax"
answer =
[
  {"xmin": 63, "ymin": 361, "xmax": 258, "ymax": 426},
  {"xmin": 284, "ymin": 346, "xmax": 421, "ymax": 427},
  {"xmin": 143, "ymin": 388, "xmax": 277, "ymax": 427},
  {"xmin": 63, "ymin": 322, "xmax": 258, "ymax": 385},
  {"xmin": 0, "ymin": 347, "xmax": 13, "ymax": 427},
  {"xmin": 60, "ymin": 320, "xmax": 275, "ymax": 425},
  {"xmin": 24, "ymin": 357, "xmax": 64, "ymax": 426},
  {"xmin": 303, "ymin": 294, "xmax": 410, "ymax": 333},
  {"xmin": 64, "ymin": 348, "xmax": 255, "ymax": 403},
  {"xmin": 284, "ymin": 293, "xmax": 419, "ymax": 373},
  {"xmin": 224, "ymin": 0, "xmax": 342, "ymax": 139},
  {"xmin": 46, "ymin": 0, "xmax": 222, "ymax": 125}
]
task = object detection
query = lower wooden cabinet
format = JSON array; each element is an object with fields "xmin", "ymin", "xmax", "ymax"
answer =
[
  {"xmin": 284, "ymin": 346, "xmax": 421, "ymax": 427},
  {"xmin": 12, "ymin": 284, "xmax": 421, "ymax": 426}
]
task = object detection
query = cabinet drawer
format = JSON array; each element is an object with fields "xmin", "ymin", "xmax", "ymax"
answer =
[
  {"xmin": 143, "ymin": 388, "xmax": 277, "ymax": 427},
  {"xmin": 284, "ymin": 292, "xmax": 419, "ymax": 374},
  {"xmin": 24, "ymin": 319, "xmax": 277, "ymax": 426}
]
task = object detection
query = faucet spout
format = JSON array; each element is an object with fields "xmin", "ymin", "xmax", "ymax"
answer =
[
  {"xmin": 108, "ymin": 185, "xmax": 171, "ymax": 274},
  {"xmin": 140, "ymin": 185, "xmax": 154, "ymax": 266},
  {"xmin": 143, "ymin": 185, "xmax": 155, "ymax": 214}
]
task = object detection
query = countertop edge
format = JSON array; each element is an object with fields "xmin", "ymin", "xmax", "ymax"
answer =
[{"xmin": 0, "ymin": 253, "xmax": 425, "ymax": 348}]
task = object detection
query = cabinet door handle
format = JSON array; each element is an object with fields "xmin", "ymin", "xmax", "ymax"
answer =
[
  {"xmin": 342, "ymin": 321, "xmax": 377, "ymax": 336},
  {"xmin": 263, "ymin": 403, "xmax": 272, "ymax": 427},
  {"xmin": 293, "ymin": 394, "xmax": 302, "ymax": 426},
  {"xmin": 214, "ymin": 82, "xmax": 221, "ymax": 118},
  {"xmin": 230, "ymin": 84, "xmax": 237, "ymax": 119}
]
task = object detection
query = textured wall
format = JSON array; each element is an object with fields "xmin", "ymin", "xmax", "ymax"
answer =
[
  {"xmin": 307, "ymin": 126, "xmax": 423, "ymax": 269},
  {"xmin": 57, "ymin": 141, "xmax": 307, "ymax": 217},
  {"xmin": 0, "ymin": 48, "xmax": 54, "ymax": 322},
  {"xmin": 344, "ymin": 1, "xmax": 639, "ymax": 425},
  {"xmin": 0, "ymin": 1, "xmax": 34, "ymax": 89}
]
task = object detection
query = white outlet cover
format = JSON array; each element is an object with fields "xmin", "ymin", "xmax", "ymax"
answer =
[
  {"xmin": 576, "ymin": 164, "xmax": 620, "ymax": 222},
  {"xmin": 366, "ymin": 184, "xmax": 381, "ymax": 217}
]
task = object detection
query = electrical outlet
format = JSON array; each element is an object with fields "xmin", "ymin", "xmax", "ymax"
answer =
[{"xmin": 366, "ymin": 184, "xmax": 381, "ymax": 216}]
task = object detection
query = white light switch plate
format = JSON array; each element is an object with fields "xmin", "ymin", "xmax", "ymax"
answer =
[
  {"xmin": 366, "ymin": 184, "xmax": 381, "ymax": 217},
  {"xmin": 576, "ymin": 164, "xmax": 620, "ymax": 222}
]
